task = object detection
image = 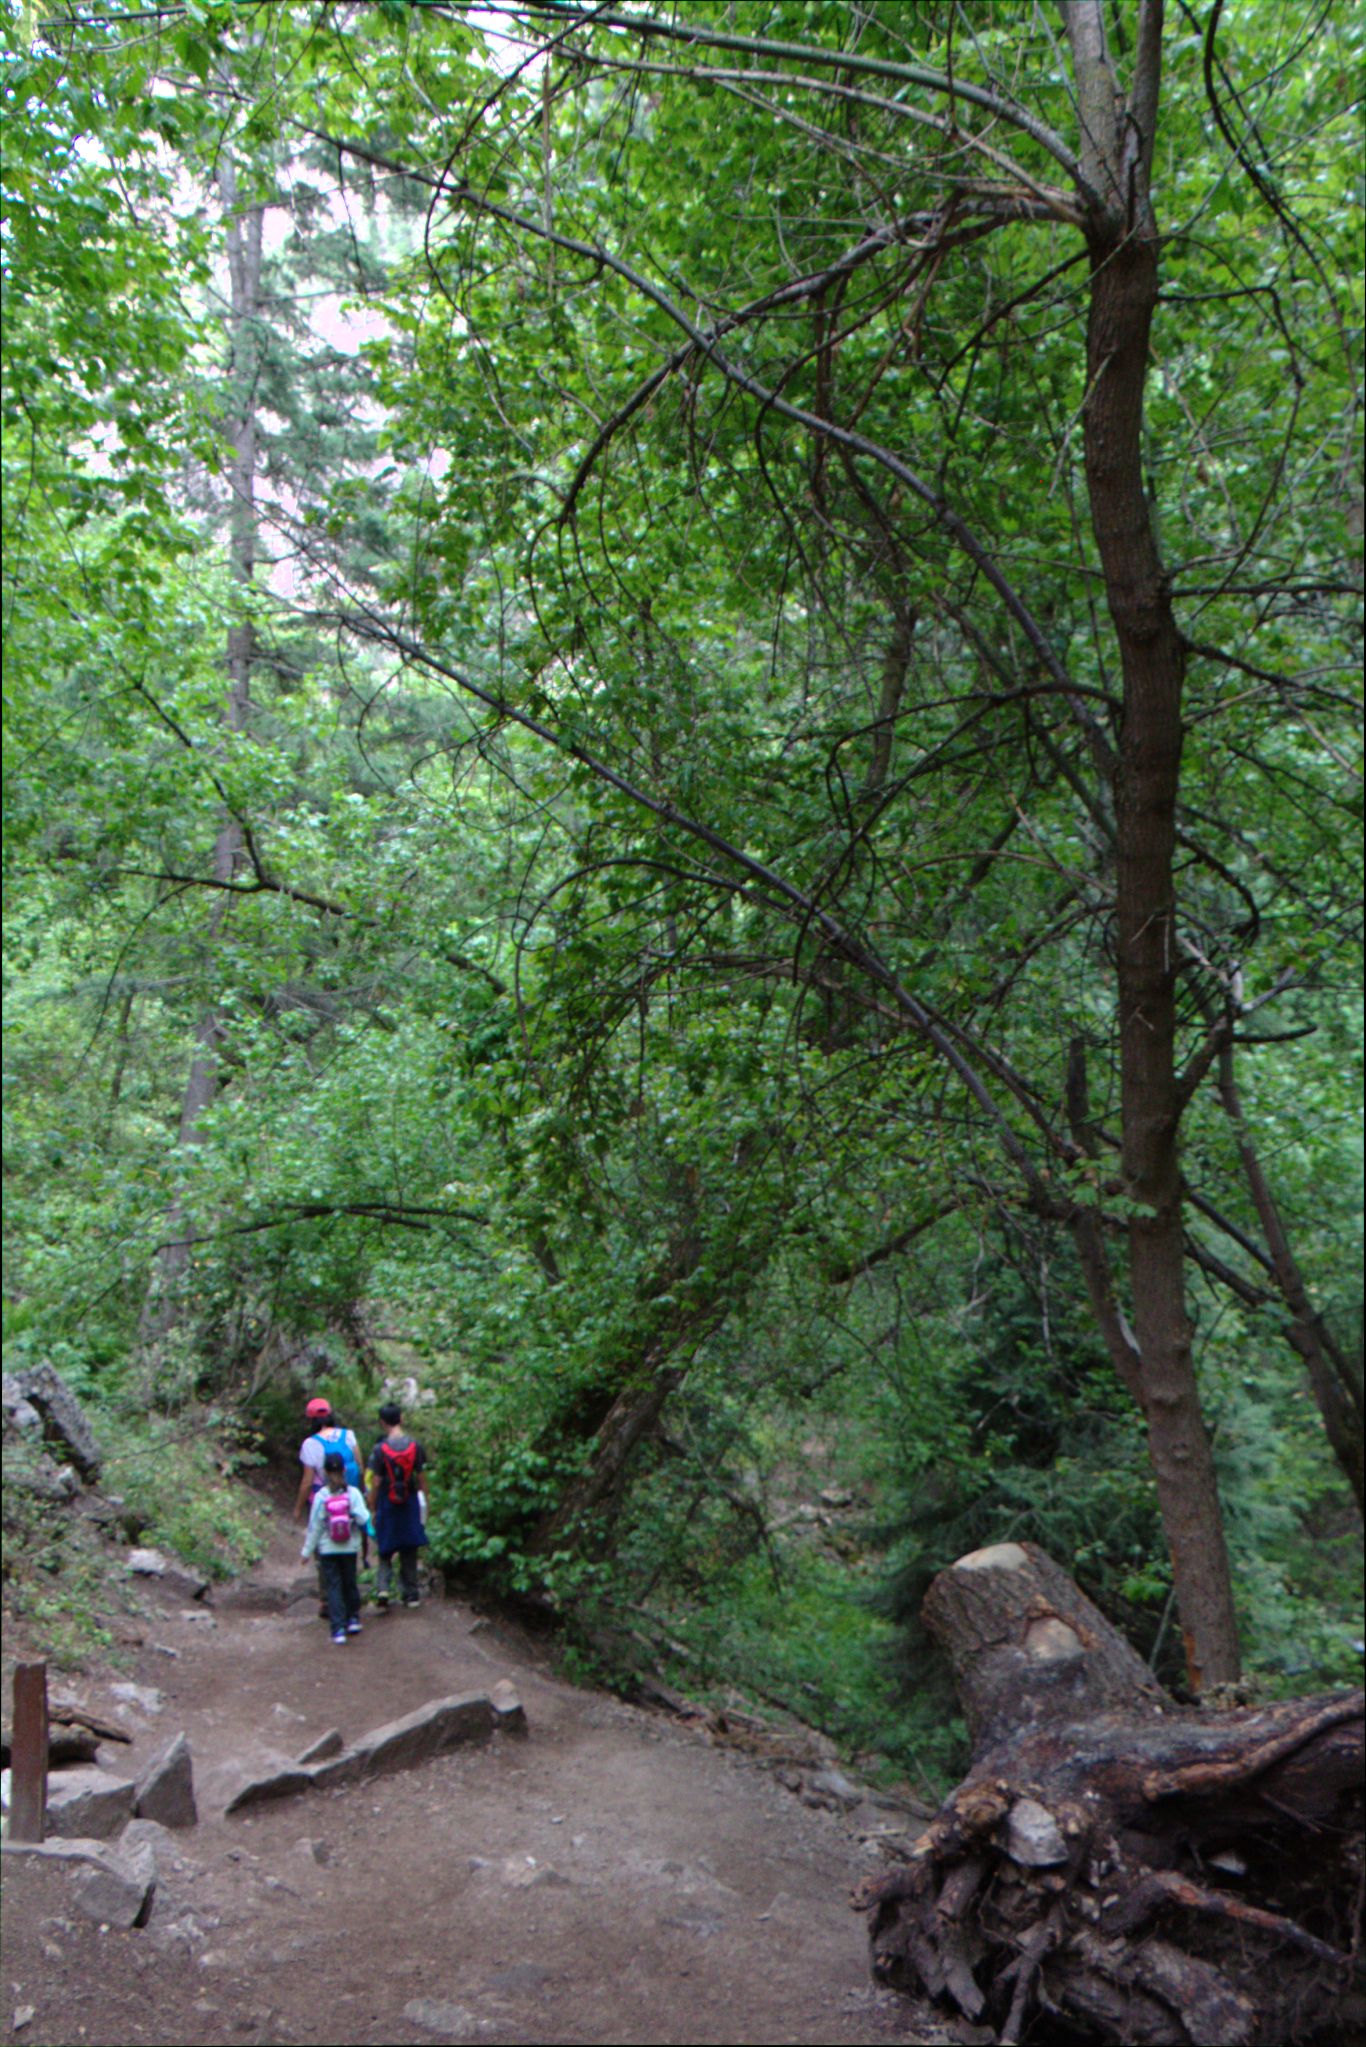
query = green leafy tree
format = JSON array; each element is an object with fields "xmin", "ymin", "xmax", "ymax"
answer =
[{"xmin": 3, "ymin": 2, "xmax": 1359, "ymax": 1708}]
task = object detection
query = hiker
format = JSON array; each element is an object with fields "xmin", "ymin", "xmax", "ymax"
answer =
[
  {"xmin": 300, "ymin": 1451, "xmax": 373, "ymax": 1644},
  {"xmin": 366, "ymin": 1401, "xmax": 429, "ymax": 1610},
  {"xmin": 294, "ymin": 1397, "xmax": 368, "ymax": 1614},
  {"xmin": 293, "ymin": 1396, "xmax": 365, "ymax": 1522}
]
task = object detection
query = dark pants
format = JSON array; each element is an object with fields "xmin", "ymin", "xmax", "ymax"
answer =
[
  {"xmin": 377, "ymin": 1548, "xmax": 420, "ymax": 1602},
  {"xmin": 320, "ymin": 1552, "xmax": 360, "ymax": 1632}
]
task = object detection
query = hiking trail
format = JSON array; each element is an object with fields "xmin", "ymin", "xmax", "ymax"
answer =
[{"xmin": 2, "ymin": 1511, "xmax": 944, "ymax": 2045}]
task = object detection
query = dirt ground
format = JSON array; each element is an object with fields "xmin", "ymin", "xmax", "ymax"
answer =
[{"xmin": 2, "ymin": 1516, "xmax": 949, "ymax": 2047}]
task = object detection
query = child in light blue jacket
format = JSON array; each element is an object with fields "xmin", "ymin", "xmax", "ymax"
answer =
[{"xmin": 301, "ymin": 1452, "xmax": 374, "ymax": 1643}]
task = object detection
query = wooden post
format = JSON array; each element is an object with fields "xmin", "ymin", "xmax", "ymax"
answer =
[{"xmin": 9, "ymin": 1661, "xmax": 49, "ymax": 1843}]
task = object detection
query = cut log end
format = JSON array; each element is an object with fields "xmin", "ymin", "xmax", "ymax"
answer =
[{"xmin": 863, "ymin": 1546, "xmax": 1364, "ymax": 2045}]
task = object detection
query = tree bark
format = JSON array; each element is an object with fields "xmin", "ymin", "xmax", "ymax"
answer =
[
  {"xmin": 1067, "ymin": 0, "xmax": 1240, "ymax": 1687},
  {"xmin": 1215, "ymin": 1039, "xmax": 1364, "ymax": 1513},
  {"xmin": 863, "ymin": 596, "xmax": 914, "ymax": 800},
  {"xmin": 860, "ymin": 1543, "xmax": 1364, "ymax": 2045},
  {"xmin": 142, "ymin": 157, "xmax": 263, "ymax": 1347},
  {"xmin": 529, "ymin": 1359, "xmax": 684, "ymax": 1558},
  {"xmin": 920, "ymin": 1540, "xmax": 1168, "ymax": 1749},
  {"xmin": 529, "ymin": 1177, "xmax": 772, "ymax": 1561}
]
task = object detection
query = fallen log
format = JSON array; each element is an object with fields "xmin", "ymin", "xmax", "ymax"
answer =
[
  {"xmin": 1, "ymin": 1700, "xmax": 132, "ymax": 1770},
  {"xmin": 857, "ymin": 1542, "xmax": 1363, "ymax": 2045}
]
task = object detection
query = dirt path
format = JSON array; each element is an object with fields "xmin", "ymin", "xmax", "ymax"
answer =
[{"xmin": 3, "ymin": 1518, "xmax": 943, "ymax": 2046}]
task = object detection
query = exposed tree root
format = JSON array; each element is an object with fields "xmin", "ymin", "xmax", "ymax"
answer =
[{"xmin": 856, "ymin": 1543, "xmax": 1364, "ymax": 2044}]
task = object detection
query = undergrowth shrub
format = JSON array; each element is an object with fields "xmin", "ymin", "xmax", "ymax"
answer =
[
  {"xmin": 424, "ymin": 1433, "xmax": 589, "ymax": 1588},
  {"xmin": 102, "ymin": 1405, "xmax": 269, "ymax": 1579},
  {"xmin": 633, "ymin": 1546, "xmax": 968, "ymax": 1800},
  {"xmin": 2, "ymin": 1437, "xmax": 116, "ymax": 1668}
]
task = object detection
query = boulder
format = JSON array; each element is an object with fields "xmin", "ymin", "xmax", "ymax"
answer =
[
  {"xmin": 71, "ymin": 1834, "xmax": 157, "ymax": 1928},
  {"xmin": 124, "ymin": 1552, "xmax": 208, "ymax": 1602},
  {"xmin": 0, "ymin": 1375, "xmax": 42, "ymax": 1441},
  {"xmin": 134, "ymin": 1734, "xmax": 197, "ymax": 1830},
  {"xmin": 227, "ymin": 1693, "xmax": 500, "ymax": 1814},
  {"xmin": 121, "ymin": 1817, "xmax": 177, "ymax": 1857},
  {"xmin": 121, "ymin": 1819, "xmax": 202, "ymax": 1905},
  {"xmin": 45, "ymin": 1765, "xmax": 136, "ymax": 1840},
  {"xmin": 1, "ymin": 1836, "xmax": 155, "ymax": 1930},
  {"xmin": 296, "ymin": 1728, "xmax": 343, "ymax": 1766},
  {"xmin": 10, "ymin": 1364, "xmax": 101, "ymax": 1480},
  {"xmin": 311, "ymin": 1692, "xmax": 495, "ymax": 1789},
  {"xmin": 126, "ymin": 1547, "xmax": 169, "ymax": 1575},
  {"xmin": 1, "ymin": 1835, "xmax": 102, "ymax": 1868},
  {"xmin": 223, "ymin": 1763, "xmax": 316, "ymax": 1818},
  {"xmin": 8, "ymin": 1453, "xmax": 80, "ymax": 1503}
]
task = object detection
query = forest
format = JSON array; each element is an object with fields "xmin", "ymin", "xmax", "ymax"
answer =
[{"xmin": 2, "ymin": 4, "xmax": 1362, "ymax": 2043}]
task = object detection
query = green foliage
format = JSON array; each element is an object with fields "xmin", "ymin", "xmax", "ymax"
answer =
[
  {"xmin": 1213, "ymin": 1366, "xmax": 1364, "ymax": 1693},
  {"xmin": 2, "ymin": 1439, "xmax": 115, "ymax": 1668},
  {"xmin": 651, "ymin": 1545, "xmax": 968, "ymax": 1801},
  {"xmin": 2, "ymin": 1393, "xmax": 267, "ymax": 1666},
  {"xmin": 866, "ymin": 1248, "xmax": 1172, "ymax": 1661},
  {"xmin": 426, "ymin": 1442, "xmax": 579, "ymax": 1582},
  {"xmin": 0, "ymin": 1, "xmax": 1359, "ymax": 1739},
  {"xmin": 101, "ymin": 1405, "xmax": 269, "ymax": 1581}
]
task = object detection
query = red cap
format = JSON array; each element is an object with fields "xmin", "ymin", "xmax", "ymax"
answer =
[{"xmin": 305, "ymin": 1397, "xmax": 331, "ymax": 1417}]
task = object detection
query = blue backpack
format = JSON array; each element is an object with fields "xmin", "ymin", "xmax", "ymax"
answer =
[{"xmin": 311, "ymin": 1427, "xmax": 362, "ymax": 1490}]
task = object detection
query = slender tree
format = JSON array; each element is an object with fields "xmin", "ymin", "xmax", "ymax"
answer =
[
  {"xmin": 306, "ymin": 0, "xmax": 1359, "ymax": 1684},
  {"xmin": 142, "ymin": 151, "xmax": 264, "ymax": 1346}
]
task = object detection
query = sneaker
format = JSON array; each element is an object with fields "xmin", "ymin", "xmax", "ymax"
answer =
[
  {"xmin": 402, "ymin": 1597, "xmax": 420, "ymax": 1609},
  {"xmin": 375, "ymin": 1593, "xmax": 390, "ymax": 1610},
  {"xmin": 346, "ymin": 1618, "xmax": 362, "ymax": 1635},
  {"xmin": 331, "ymin": 1630, "xmax": 347, "ymax": 1645}
]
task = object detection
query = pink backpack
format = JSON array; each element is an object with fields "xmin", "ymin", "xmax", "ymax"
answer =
[{"xmin": 323, "ymin": 1491, "xmax": 353, "ymax": 1545}]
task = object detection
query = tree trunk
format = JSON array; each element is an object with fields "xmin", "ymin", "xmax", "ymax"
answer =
[
  {"xmin": 860, "ymin": 1543, "xmax": 1364, "ymax": 2045},
  {"xmin": 529, "ymin": 1196, "xmax": 762, "ymax": 1561},
  {"xmin": 529, "ymin": 1360, "xmax": 684, "ymax": 1558},
  {"xmin": 863, "ymin": 595, "xmax": 914, "ymax": 800},
  {"xmin": 1215, "ymin": 1040, "xmax": 1364, "ymax": 1513},
  {"xmin": 1068, "ymin": 0, "xmax": 1240, "ymax": 1688},
  {"xmin": 142, "ymin": 157, "xmax": 263, "ymax": 1349}
]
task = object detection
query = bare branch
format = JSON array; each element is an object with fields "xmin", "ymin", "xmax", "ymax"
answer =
[
  {"xmin": 1129, "ymin": 0, "xmax": 1166, "ymax": 181},
  {"xmin": 495, "ymin": 2, "xmax": 1085, "ymax": 186}
]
